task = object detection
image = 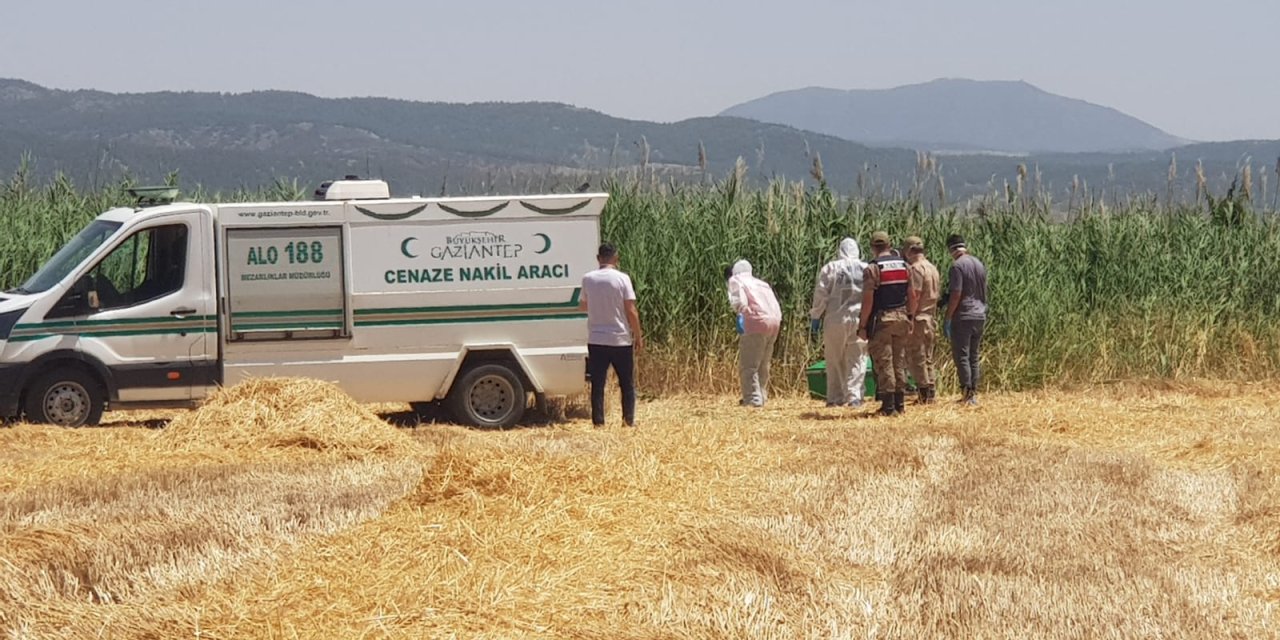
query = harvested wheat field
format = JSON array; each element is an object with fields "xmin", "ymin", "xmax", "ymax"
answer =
[{"xmin": 3, "ymin": 378, "xmax": 1280, "ymax": 638}]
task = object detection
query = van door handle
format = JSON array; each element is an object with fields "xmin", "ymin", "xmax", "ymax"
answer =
[{"xmin": 170, "ymin": 307, "xmax": 198, "ymax": 319}]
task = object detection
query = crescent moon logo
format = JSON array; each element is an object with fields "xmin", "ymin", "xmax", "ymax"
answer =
[
  {"xmin": 401, "ymin": 237, "xmax": 418, "ymax": 258},
  {"xmin": 534, "ymin": 233, "xmax": 552, "ymax": 254}
]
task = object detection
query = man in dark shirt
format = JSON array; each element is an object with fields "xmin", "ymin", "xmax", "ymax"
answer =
[{"xmin": 943, "ymin": 234, "xmax": 988, "ymax": 406}]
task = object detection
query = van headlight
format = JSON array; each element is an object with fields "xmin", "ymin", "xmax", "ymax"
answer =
[{"xmin": 0, "ymin": 308, "xmax": 24, "ymax": 341}]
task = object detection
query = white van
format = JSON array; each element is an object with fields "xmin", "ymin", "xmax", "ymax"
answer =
[{"xmin": 0, "ymin": 179, "xmax": 605, "ymax": 427}]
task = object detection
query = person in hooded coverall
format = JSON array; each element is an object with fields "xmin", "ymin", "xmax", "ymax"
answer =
[
  {"xmin": 809, "ymin": 238, "xmax": 867, "ymax": 407},
  {"xmin": 727, "ymin": 260, "xmax": 782, "ymax": 407}
]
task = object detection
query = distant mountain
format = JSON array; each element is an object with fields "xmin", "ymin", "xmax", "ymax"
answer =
[
  {"xmin": 0, "ymin": 78, "xmax": 1274, "ymax": 207},
  {"xmin": 0, "ymin": 78, "xmax": 917, "ymax": 194},
  {"xmin": 721, "ymin": 79, "xmax": 1189, "ymax": 154}
]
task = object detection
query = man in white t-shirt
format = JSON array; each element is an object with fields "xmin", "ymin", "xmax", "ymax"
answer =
[{"xmin": 579, "ymin": 243, "xmax": 644, "ymax": 427}]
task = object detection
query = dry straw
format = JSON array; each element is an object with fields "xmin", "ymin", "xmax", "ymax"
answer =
[
  {"xmin": 158, "ymin": 377, "xmax": 415, "ymax": 457},
  {"xmin": 3, "ymin": 379, "xmax": 1280, "ymax": 638}
]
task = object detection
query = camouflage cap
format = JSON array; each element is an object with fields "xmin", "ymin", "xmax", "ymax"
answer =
[
  {"xmin": 904, "ymin": 235, "xmax": 924, "ymax": 252},
  {"xmin": 870, "ymin": 231, "xmax": 891, "ymax": 247}
]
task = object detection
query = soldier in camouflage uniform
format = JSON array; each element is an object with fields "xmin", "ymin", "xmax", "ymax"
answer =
[{"xmin": 858, "ymin": 232, "xmax": 918, "ymax": 416}]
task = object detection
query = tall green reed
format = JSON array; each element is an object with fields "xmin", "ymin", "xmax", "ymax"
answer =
[{"xmin": 3, "ymin": 165, "xmax": 1278, "ymax": 394}]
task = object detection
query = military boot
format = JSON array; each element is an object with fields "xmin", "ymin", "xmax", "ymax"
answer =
[
  {"xmin": 877, "ymin": 393, "xmax": 897, "ymax": 417},
  {"xmin": 922, "ymin": 386, "xmax": 936, "ymax": 404},
  {"xmin": 894, "ymin": 391, "xmax": 906, "ymax": 415}
]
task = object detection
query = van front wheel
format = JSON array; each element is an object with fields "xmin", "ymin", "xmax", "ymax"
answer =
[
  {"xmin": 448, "ymin": 364, "xmax": 526, "ymax": 428},
  {"xmin": 24, "ymin": 368, "xmax": 105, "ymax": 427}
]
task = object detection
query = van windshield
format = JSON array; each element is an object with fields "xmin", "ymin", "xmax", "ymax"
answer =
[{"xmin": 10, "ymin": 220, "xmax": 123, "ymax": 294}]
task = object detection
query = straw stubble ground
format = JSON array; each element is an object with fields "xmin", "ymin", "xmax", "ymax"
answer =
[{"xmin": 2, "ymin": 379, "xmax": 1279, "ymax": 638}]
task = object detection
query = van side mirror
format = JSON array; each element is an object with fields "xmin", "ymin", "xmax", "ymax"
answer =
[{"xmin": 48, "ymin": 276, "xmax": 98, "ymax": 318}]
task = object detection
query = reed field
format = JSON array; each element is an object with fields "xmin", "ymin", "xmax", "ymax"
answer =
[
  {"xmin": 4, "ymin": 168, "xmax": 1280, "ymax": 637},
  {"xmin": 3, "ymin": 166, "xmax": 1279, "ymax": 394}
]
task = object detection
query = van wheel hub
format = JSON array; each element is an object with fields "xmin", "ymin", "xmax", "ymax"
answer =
[
  {"xmin": 44, "ymin": 382, "xmax": 90, "ymax": 426},
  {"xmin": 469, "ymin": 375, "xmax": 515, "ymax": 421}
]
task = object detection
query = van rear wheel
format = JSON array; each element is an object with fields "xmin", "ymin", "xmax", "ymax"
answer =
[
  {"xmin": 24, "ymin": 368, "xmax": 105, "ymax": 427},
  {"xmin": 448, "ymin": 363, "xmax": 526, "ymax": 428}
]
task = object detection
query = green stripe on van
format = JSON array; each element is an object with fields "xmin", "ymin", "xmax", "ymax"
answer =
[
  {"xmin": 355, "ymin": 313, "xmax": 585, "ymax": 328},
  {"xmin": 15, "ymin": 314, "xmax": 216, "ymax": 330},
  {"xmin": 8, "ymin": 289, "xmax": 586, "ymax": 339},
  {"xmin": 353, "ymin": 288, "xmax": 581, "ymax": 317},
  {"xmin": 229, "ymin": 309, "xmax": 344, "ymax": 319},
  {"xmin": 229, "ymin": 308, "xmax": 344, "ymax": 333},
  {"xmin": 231, "ymin": 322, "xmax": 344, "ymax": 332},
  {"xmin": 10, "ymin": 325, "xmax": 216, "ymax": 342}
]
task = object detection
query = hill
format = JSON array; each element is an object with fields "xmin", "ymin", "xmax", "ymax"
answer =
[
  {"xmin": 0, "ymin": 78, "xmax": 1275, "ymax": 205},
  {"xmin": 721, "ymin": 78, "xmax": 1188, "ymax": 154},
  {"xmin": 0, "ymin": 78, "xmax": 915, "ymax": 193}
]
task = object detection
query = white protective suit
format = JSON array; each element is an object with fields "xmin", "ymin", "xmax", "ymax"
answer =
[
  {"xmin": 728, "ymin": 260, "xmax": 782, "ymax": 406},
  {"xmin": 809, "ymin": 238, "xmax": 867, "ymax": 405}
]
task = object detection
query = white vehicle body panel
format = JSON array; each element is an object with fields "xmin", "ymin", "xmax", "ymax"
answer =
[{"xmin": 0, "ymin": 187, "xmax": 605, "ymax": 417}]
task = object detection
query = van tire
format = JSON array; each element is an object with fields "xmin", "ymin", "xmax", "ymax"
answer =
[
  {"xmin": 448, "ymin": 363, "xmax": 526, "ymax": 428},
  {"xmin": 23, "ymin": 368, "xmax": 105, "ymax": 427}
]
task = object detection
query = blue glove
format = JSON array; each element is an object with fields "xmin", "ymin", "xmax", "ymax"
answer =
[
  {"xmin": 809, "ymin": 318, "xmax": 821, "ymax": 335},
  {"xmin": 944, "ymin": 319, "xmax": 952, "ymax": 339},
  {"xmin": 736, "ymin": 314, "xmax": 745, "ymax": 334}
]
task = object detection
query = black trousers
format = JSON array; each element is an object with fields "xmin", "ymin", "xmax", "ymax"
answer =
[{"xmin": 588, "ymin": 344, "xmax": 636, "ymax": 425}]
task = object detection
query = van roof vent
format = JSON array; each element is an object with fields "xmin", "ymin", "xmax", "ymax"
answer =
[{"xmin": 315, "ymin": 177, "xmax": 391, "ymax": 201}]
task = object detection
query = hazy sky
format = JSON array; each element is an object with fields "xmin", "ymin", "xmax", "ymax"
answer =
[{"xmin": 2, "ymin": 0, "xmax": 1277, "ymax": 141}]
